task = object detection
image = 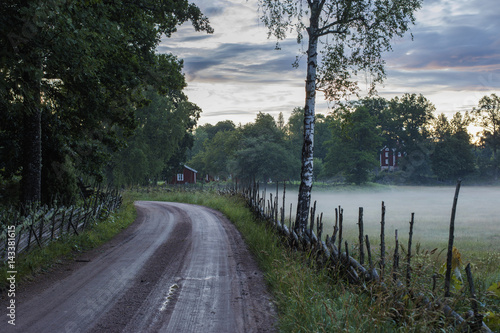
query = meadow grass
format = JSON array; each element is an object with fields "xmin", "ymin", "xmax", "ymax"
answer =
[
  {"xmin": 3, "ymin": 187, "xmax": 497, "ymax": 331},
  {"xmin": 128, "ymin": 188, "xmax": 435, "ymax": 331},
  {"xmin": 131, "ymin": 187, "xmax": 499, "ymax": 332}
]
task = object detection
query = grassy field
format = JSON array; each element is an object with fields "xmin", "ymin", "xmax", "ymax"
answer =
[
  {"xmin": 4, "ymin": 186, "xmax": 498, "ymax": 331},
  {"xmin": 271, "ymin": 184, "xmax": 499, "ymax": 255},
  {"xmin": 128, "ymin": 189, "xmax": 401, "ymax": 331},
  {"xmin": 130, "ymin": 187, "xmax": 500, "ymax": 332}
]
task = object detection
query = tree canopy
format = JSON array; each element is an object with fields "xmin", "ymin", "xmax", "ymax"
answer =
[
  {"xmin": 188, "ymin": 93, "xmax": 497, "ymax": 188},
  {"xmin": 472, "ymin": 94, "xmax": 500, "ymax": 180},
  {"xmin": 0, "ymin": 0, "xmax": 212, "ymax": 204},
  {"xmin": 324, "ymin": 105, "xmax": 382, "ymax": 184},
  {"xmin": 430, "ymin": 112, "xmax": 475, "ymax": 181}
]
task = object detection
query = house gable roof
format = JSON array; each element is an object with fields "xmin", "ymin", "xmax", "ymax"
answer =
[{"xmin": 183, "ymin": 165, "xmax": 198, "ymax": 173}]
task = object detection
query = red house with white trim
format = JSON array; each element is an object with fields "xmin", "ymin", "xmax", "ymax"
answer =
[
  {"xmin": 172, "ymin": 165, "xmax": 197, "ymax": 184},
  {"xmin": 380, "ymin": 147, "xmax": 402, "ymax": 171}
]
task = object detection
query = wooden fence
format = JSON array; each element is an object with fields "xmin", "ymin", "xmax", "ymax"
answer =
[
  {"xmin": 0, "ymin": 188, "xmax": 122, "ymax": 262},
  {"xmin": 241, "ymin": 180, "xmax": 493, "ymax": 332}
]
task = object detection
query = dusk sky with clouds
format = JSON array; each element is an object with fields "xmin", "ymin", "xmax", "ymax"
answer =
[{"xmin": 159, "ymin": 0, "xmax": 500, "ymax": 126}]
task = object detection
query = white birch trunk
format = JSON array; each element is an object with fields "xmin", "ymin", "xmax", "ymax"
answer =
[{"xmin": 295, "ymin": 1, "xmax": 320, "ymax": 231}]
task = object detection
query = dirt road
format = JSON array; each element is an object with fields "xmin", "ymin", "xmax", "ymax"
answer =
[{"xmin": 1, "ymin": 201, "xmax": 276, "ymax": 332}]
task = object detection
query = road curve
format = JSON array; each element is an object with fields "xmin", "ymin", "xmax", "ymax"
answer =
[{"xmin": 1, "ymin": 201, "xmax": 276, "ymax": 333}]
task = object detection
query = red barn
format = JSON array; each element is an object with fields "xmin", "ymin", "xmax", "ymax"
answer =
[
  {"xmin": 172, "ymin": 165, "xmax": 197, "ymax": 184},
  {"xmin": 380, "ymin": 147, "xmax": 402, "ymax": 171}
]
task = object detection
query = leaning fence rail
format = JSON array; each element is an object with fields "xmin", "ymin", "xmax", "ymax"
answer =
[
  {"xmin": 0, "ymin": 188, "xmax": 122, "ymax": 262},
  {"xmin": 241, "ymin": 180, "xmax": 493, "ymax": 333}
]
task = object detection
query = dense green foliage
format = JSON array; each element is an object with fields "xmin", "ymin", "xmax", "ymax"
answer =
[
  {"xmin": 430, "ymin": 113, "xmax": 475, "ymax": 181},
  {"xmin": 190, "ymin": 93, "xmax": 498, "ymax": 185},
  {"xmin": 189, "ymin": 112, "xmax": 299, "ymax": 182},
  {"xmin": 109, "ymin": 89, "xmax": 201, "ymax": 186},
  {"xmin": 0, "ymin": 0, "xmax": 212, "ymax": 204},
  {"xmin": 472, "ymin": 93, "xmax": 500, "ymax": 180},
  {"xmin": 325, "ymin": 106, "xmax": 382, "ymax": 184}
]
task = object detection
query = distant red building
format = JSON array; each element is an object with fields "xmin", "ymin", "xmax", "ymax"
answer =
[
  {"xmin": 172, "ymin": 165, "xmax": 197, "ymax": 184},
  {"xmin": 380, "ymin": 147, "xmax": 402, "ymax": 171}
]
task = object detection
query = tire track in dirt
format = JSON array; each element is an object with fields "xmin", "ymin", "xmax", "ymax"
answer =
[{"xmin": 1, "ymin": 201, "xmax": 276, "ymax": 333}]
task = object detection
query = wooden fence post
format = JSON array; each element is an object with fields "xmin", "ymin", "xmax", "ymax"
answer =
[
  {"xmin": 338, "ymin": 206, "xmax": 343, "ymax": 261},
  {"xmin": 445, "ymin": 179, "xmax": 462, "ymax": 297},
  {"xmin": 310, "ymin": 201, "xmax": 316, "ymax": 234},
  {"xmin": 358, "ymin": 207, "xmax": 364, "ymax": 265},
  {"xmin": 59, "ymin": 209, "xmax": 66, "ymax": 238},
  {"xmin": 380, "ymin": 201, "xmax": 386, "ymax": 274},
  {"xmin": 465, "ymin": 263, "xmax": 483, "ymax": 331},
  {"xmin": 332, "ymin": 208, "xmax": 338, "ymax": 245},
  {"xmin": 393, "ymin": 229, "xmax": 399, "ymax": 281},
  {"xmin": 38, "ymin": 209, "xmax": 44, "ymax": 243},
  {"xmin": 275, "ymin": 182, "xmax": 279, "ymax": 223},
  {"xmin": 50, "ymin": 208, "xmax": 57, "ymax": 240},
  {"xmin": 26, "ymin": 214, "xmax": 33, "ymax": 251},
  {"xmin": 406, "ymin": 213, "xmax": 415, "ymax": 288},
  {"xmin": 282, "ymin": 181, "xmax": 286, "ymax": 227}
]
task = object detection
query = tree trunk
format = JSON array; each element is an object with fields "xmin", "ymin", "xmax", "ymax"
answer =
[
  {"xmin": 21, "ymin": 56, "xmax": 43, "ymax": 205},
  {"xmin": 295, "ymin": 1, "xmax": 320, "ymax": 231},
  {"xmin": 22, "ymin": 103, "xmax": 42, "ymax": 205}
]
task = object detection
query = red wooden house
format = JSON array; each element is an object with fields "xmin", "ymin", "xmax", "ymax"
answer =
[
  {"xmin": 380, "ymin": 147, "xmax": 402, "ymax": 171},
  {"xmin": 172, "ymin": 165, "xmax": 198, "ymax": 184}
]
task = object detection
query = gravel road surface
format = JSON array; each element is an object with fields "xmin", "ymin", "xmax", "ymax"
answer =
[{"xmin": 1, "ymin": 201, "xmax": 276, "ymax": 332}]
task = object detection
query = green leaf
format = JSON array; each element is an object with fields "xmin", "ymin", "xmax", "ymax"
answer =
[{"xmin": 487, "ymin": 282, "xmax": 500, "ymax": 298}]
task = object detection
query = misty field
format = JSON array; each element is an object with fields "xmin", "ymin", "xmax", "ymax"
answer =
[{"xmin": 276, "ymin": 185, "xmax": 499, "ymax": 254}]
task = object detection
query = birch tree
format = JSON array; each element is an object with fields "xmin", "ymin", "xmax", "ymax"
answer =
[{"xmin": 259, "ymin": 0, "xmax": 422, "ymax": 231}]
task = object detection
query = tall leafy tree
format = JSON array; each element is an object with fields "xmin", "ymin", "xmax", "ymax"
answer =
[
  {"xmin": 258, "ymin": 0, "xmax": 422, "ymax": 230},
  {"xmin": 232, "ymin": 113, "xmax": 296, "ymax": 181},
  {"xmin": 430, "ymin": 113, "xmax": 475, "ymax": 181},
  {"xmin": 110, "ymin": 89, "xmax": 201, "ymax": 186},
  {"xmin": 0, "ymin": 0, "xmax": 212, "ymax": 204},
  {"xmin": 472, "ymin": 94, "xmax": 500, "ymax": 180},
  {"xmin": 286, "ymin": 107, "xmax": 305, "ymax": 154},
  {"xmin": 314, "ymin": 114, "xmax": 333, "ymax": 162},
  {"xmin": 202, "ymin": 130, "xmax": 240, "ymax": 180},
  {"xmin": 188, "ymin": 121, "xmax": 239, "ymax": 180},
  {"xmin": 277, "ymin": 112, "xmax": 286, "ymax": 132},
  {"xmin": 324, "ymin": 106, "xmax": 382, "ymax": 184},
  {"xmin": 384, "ymin": 93, "xmax": 435, "ymax": 180}
]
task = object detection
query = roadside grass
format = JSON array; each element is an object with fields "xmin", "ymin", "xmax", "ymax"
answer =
[
  {"xmin": 129, "ymin": 189, "xmax": 405, "ymax": 331},
  {"xmin": 3, "ymin": 187, "xmax": 497, "ymax": 331},
  {"xmin": 0, "ymin": 194, "xmax": 136, "ymax": 291},
  {"xmin": 131, "ymin": 187, "xmax": 500, "ymax": 332}
]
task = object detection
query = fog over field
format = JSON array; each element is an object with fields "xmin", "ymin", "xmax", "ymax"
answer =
[{"xmin": 272, "ymin": 185, "xmax": 500, "ymax": 253}]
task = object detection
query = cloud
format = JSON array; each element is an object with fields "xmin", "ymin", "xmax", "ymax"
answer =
[
  {"xmin": 377, "ymin": 0, "xmax": 500, "ymax": 104},
  {"xmin": 159, "ymin": 0, "xmax": 500, "ymax": 125},
  {"xmin": 161, "ymin": 37, "xmax": 304, "ymax": 84}
]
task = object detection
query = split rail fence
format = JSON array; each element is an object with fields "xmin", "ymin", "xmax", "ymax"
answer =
[
  {"xmin": 0, "ymin": 187, "xmax": 122, "ymax": 261},
  {"xmin": 241, "ymin": 180, "xmax": 493, "ymax": 332}
]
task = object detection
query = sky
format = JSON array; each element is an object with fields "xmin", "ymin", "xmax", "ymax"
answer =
[{"xmin": 159, "ymin": 0, "xmax": 500, "ymax": 126}]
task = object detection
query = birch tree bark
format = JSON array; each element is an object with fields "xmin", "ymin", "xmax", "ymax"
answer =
[{"xmin": 295, "ymin": 1, "xmax": 319, "ymax": 230}]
